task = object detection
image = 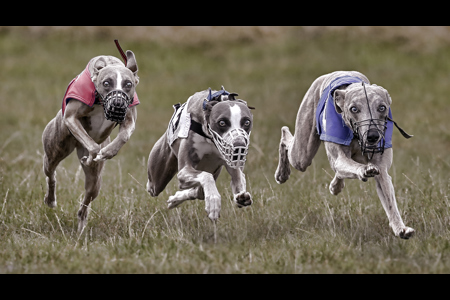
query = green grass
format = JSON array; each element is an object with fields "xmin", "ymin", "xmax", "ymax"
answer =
[{"xmin": 1, "ymin": 27, "xmax": 450, "ymax": 273}]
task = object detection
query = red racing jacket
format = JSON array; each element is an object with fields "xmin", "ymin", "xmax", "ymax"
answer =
[{"xmin": 61, "ymin": 61, "xmax": 139, "ymax": 115}]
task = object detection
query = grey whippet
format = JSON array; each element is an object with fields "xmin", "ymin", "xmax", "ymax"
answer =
[
  {"xmin": 42, "ymin": 44, "xmax": 140, "ymax": 232},
  {"xmin": 274, "ymin": 71, "xmax": 415, "ymax": 239},
  {"xmin": 147, "ymin": 87, "xmax": 254, "ymax": 221}
]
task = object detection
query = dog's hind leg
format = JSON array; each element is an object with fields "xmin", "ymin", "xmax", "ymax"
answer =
[
  {"xmin": 75, "ymin": 139, "xmax": 108, "ymax": 233},
  {"xmin": 275, "ymin": 126, "xmax": 294, "ymax": 184},
  {"xmin": 275, "ymin": 79, "xmax": 323, "ymax": 184},
  {"xmin": 43, "ymin": 153, "xmax": 66, "ymax": 208},
  {"xmin": 42, "ymin": 117, "xmax": 76, "ymax": 208},
  {"xmin": 147, "ymin": 134, "xmax": 178, "ymax": 197},
  {"xmin": 43, "ymin": 154, "xmax": 60, "ymax": 208}
]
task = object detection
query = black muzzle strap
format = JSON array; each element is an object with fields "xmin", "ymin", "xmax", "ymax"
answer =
[{"xmin": 387, "ymin": 116, "xmax": 413, "ymax": 139}]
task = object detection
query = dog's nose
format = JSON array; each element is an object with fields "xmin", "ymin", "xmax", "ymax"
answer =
[
  {"xmin": 233, "ymin": 140, "xmax": 246, "ymax": 148},
  {"xmin": 367, "ymin": 129, "xmax": 380, "ymax": 144},
  {"xmin": 232, "ymin": 136, "xmax": 247, "ymax": 148}
]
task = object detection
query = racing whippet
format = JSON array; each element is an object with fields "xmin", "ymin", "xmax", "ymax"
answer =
[
  {"xmin": 147, "ymin": 87, "xmax": 254, "ymax": 221},
  {"xmin": 274, "ymin": 71, "xmax": 415, "ymax": 239},
  {"xmin": 42, "ymin": 41, "xmax": 140, "ymax": 232}
]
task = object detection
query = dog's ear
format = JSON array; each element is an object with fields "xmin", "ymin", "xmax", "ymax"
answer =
[
  {"xmin": 235, "ymin": 99, "xmax": 255, "ymax": 110},
  {"xmin": 385, "ymin": 91, "xmax": 392, "ymax": 105},
  {"xmin": 333, "ymin": 89, "xmax": 346, "ymax": 114},
  {"xmin": 373, "ymin": 84, "xmax": 392, "ymax": 106},
  {"xmin": 371, "ymin": 84, "xmax": 392, "ymax": 106},
  {"xmin": 203, "ymin": 100, "xmax": 219, "ymax": 123},
  {"xmin": 126, "ymin": 50, "xmax": 139, "ymax": 85},
  {"xmin": 91, "ymin": 58, "xmax": 107, "ymax": 83},
  {"xmin": 228, "ymin": 93, "xmax": 239, "ymax": 100}
]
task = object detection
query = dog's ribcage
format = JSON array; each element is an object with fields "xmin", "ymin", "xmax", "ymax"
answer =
[{"xmin": 84, "ymin": 105, "xmax": 116, "ymax": 144}]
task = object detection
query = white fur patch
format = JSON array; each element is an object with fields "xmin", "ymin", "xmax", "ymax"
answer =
[
  {"xmin": 116, "ymin": 70, "xmax": 123, "ymax": 90},
  {"xmin": 229, "ymin": 104, "xmax": 242, "ymax": 129},
  {"xmin": 192, "ymin": 132, "xmax": 216, "ymax": 159}
]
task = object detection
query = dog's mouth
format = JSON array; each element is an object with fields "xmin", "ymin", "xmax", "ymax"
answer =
[
  {"xmin": 352, "ymin": 118, "xmax": 387, "ymax": 158},
  {"xmin": 98, "ymin": 90, "xmax": 132, "ymax": 123},
  {"xmin": 208, "ymin": 127, "xmax": 250, "ymax": 169}
]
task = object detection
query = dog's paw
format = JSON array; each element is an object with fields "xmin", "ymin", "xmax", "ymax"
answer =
[
  {"xmin": 275, "ymin": 167, "xmax": 290, "ymax": 184},
  {"xmin": 93, "ymin": 155, "xmax": 106, "ymax": 162},
  {"xmin": 234, "ymin": 191, "xmax": 252, "ymax": 207},
  {"xmin": 398, "ymin": 227, "xmax": 415, "ymax": 239},
  {"xmin": 364, "ymin": 164, "xmax": 380, "ymax": 177},
  {"xmin": 44, "ymin": 194, "xmax": 57, "ymax": 208},
  {"xmin": 80, "ymin": 155, "xmax": 94, "ymax": 166},
  {"xmin": 329, "ymin": 177, "xmax": 345, "ymax": 195},
  {"xmin": 94, "ymin": 148, "xmax": 117, "ymax": 162},
  {"xmin": 359, "ymin": 164, "xmax": 380, "ymax": 181},
  {"xmin": 167, "ymin": 195, "xmax": 186, "ymax": 209},
  {"xmin": 205, "ymin": 194, "xmax": 221, "ymax": 221},
  {"xmin": 93, "ymin": 150, "xmax": 106, "ymax": 162}
]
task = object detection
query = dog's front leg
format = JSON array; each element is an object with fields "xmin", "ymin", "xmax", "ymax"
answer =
[
  {"xmin": 373, "ymin": 149, "xmax": 415, "ymax": 239},
  {"xmin": 226, "ymin": 166, "xmax": 252, "ymax": 207},
  {"xmin": 325, "ymin": 142, "xmax": 380, "ymax": 182},
  {"xmin": 177, "ymin": 165, "xmax": 221, "ymax": 221},
  {"xmin": 64, "ymin": 101, "xmax": 101, "ymax": 166},
  {"xmin": 94, "ymin": 107, "xmax": 137, "ymax": 162}
]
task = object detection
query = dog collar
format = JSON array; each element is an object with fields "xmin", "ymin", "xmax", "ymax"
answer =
[{"xmin": 190, "ymin": 119, "xmax": 211, "ymax": 139}]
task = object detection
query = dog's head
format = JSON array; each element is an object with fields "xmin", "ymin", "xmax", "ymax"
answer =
[
  {"xmin": 334, "ymin": 83, "xmax": 391, "ymax": 155},
  {"xmin": 91, "ymin": 51, "xmax": 139, "ymax": 123},
  {"xmin": 204, "ymin": 97, "xmax": 253, "ymax": 169}
]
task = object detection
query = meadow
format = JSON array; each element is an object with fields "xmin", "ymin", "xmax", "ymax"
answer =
[{"xmin": 1, "ymin": 26, "xmax": 450, "ymax": 273}]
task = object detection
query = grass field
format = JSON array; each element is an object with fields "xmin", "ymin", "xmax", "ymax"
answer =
[{"xmin": 1, "ymin": 26, "xmax": 450, "ymax": 273}]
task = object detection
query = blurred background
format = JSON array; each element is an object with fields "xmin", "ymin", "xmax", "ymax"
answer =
[{"xmin": 2, "ymin": 26, "xmax": 449, "ymax": 178}]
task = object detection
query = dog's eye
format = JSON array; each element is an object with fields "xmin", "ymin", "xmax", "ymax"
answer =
[
  {"xmin": 243, "ymin": 120, "xmax": 251, "ymax": 127},
  {"xmin": 125, "ymin": 82, "xmax": 132, "ymax": 89},
  {"xmin": 219, "ymin": 120, "xmax": 226, "ymax": 127},
  {"xmin": 103, "ymin": 81, "xmax": 110, "ymax": 87},
  {"xmin": 378, "ymin": 105, "xmax": 386, "ymax": 112},
  {"xmin": 350, "ymin": 106, "xmax": 358, "ymax": 113}
]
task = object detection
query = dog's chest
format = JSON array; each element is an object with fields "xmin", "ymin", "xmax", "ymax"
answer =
[
  {"xmin": 192, "ymin": 133, "xmax": 217, "ymax": 158},
  {"xmin": 190, "ymin": 133, "xmax": 224, "ymax": 171},
  {"xmin": 82, "ymin": 105, "xmax": 116, "ymax": 143}
]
